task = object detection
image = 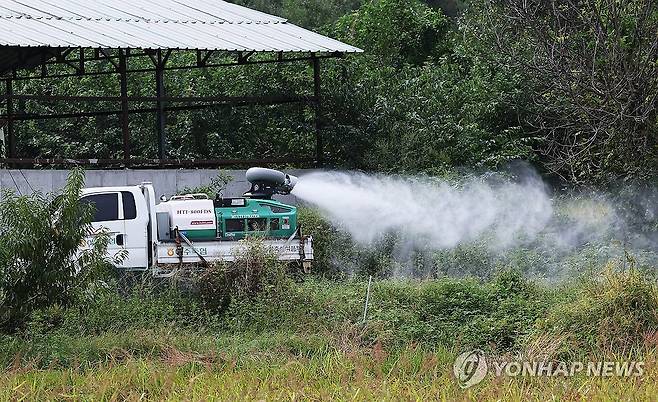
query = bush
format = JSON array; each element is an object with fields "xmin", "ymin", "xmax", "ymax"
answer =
[
  {"xmin": 332, "ymin": 0, "xmax": 450, "ymax": 66},
  {"xmin": 25, "ymin": 278, "xmax": 212, "ymax": 337},
  {"xmin": 178, "ymin": 171, "xmax": 233, "ymax": 199},
  {"xmin": 0, "ymin": 169, "xmax": 112, "ymax": 331},
  {"xmin": 393, "ymin": 270, "xmax": 552, "ymax": 350},
  {"xmin": 196, "ymin": 238, "xmax": 292, "ymax": 314},
  {"xmin": 14, "ymin": 257, "xmax": 653, "ymax": 357},
  {"xmin": 297, "ymin": 207, "xmax": 356, "ymax": 278},
  {"xmin": 540, "ymin": 257, "xmax": 658, "ymax": 354},
  {"xmin": 208, "ymin": 270, "xmax": 554, "ymax": 351}
]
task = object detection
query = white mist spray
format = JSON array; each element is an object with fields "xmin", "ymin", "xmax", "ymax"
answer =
[{"xmin": 292, "ymin": 171, "xmax": 554, "ymax": 250}]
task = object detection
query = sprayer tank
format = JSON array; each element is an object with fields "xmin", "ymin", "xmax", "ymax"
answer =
[{"xmin": 155, "ymin": 199, "xmax": 217, "ymax": 240}]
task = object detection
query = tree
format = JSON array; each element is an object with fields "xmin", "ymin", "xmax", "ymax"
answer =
[
  {"xmin": 332, "ymin": 0, "xmax": 450, "ymax": 66},
  {"xmin": 231, "ymin": 0, "xmax": 364, "ymax": 29},
  {"xmin": 473, "ymin": 0, "xmax": 658, "ymax": 183},
  {"xmin": 0, "ymin": 169, "xmax": 112, "ymax": 330},
  {"xmin": 321, "ymin": 0, "xmax": 533, "ymax": 173}
]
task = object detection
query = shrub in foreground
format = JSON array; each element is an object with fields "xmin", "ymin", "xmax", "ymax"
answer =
[
  {"xmin": 219, "ymin": 270, "xmax": 554, "ymax": 351},
  {"xmin": 197, "ymin": 238, "xmax": 292, "ymax": 315},
  {"xmin": 25, "ymin": 280, "xmax": 210, "ymax": 337},
  {"xmin": 0, "ymin": 169, "xmax": 111, "ymax": 331}
]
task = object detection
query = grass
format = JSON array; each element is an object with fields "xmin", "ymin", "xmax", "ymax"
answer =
[
  {"xmin": 2, "ymin": 254, "xmax": 658, "ymax": 400},
  {"xmin": 1, "ymin": 331, "xmax": 657, "ymax": 401}
]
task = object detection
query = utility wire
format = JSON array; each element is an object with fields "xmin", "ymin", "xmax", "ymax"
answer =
[
  {"xmin": 6, "ymin": 169, "xmax": 21, "ymax": 196},
  {"xmin": 18, "ymin": 169, "xmax": 35, "ymax": 193}
]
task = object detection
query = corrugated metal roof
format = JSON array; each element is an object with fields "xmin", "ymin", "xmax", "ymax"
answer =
[{"xmin": 0, "ymin": 0, "xmax": 363, "ymax": 52}]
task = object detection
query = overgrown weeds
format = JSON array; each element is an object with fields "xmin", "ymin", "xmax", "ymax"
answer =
[
  {"xmin": 196, "ymin": 238, "xmax": 292, "ymax": 313},
  {"xmin": 1, "ymin": 180, "xmax": 657, "ymax": 396},
  {"xmin": 1, "ymin": 341, "xmax": 657, "ymax": 401},
  {"xmin": 14, "ymin": 260, "xmax": 658, "ymax": 359},
  {"xmin": 540, "ymin": 256, "xmax": 658, "ymax": 355}
]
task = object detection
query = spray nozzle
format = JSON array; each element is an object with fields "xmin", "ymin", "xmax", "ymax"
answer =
[{"xmin": 244, "ymin": 167, "xmax": 298, "ymax": 199}]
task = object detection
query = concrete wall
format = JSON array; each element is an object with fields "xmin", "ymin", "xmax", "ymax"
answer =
[{"xmin": 0, "ymin": 169, "xmax": 314, "ymax": 204}]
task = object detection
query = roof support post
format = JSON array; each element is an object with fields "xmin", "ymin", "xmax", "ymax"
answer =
[
  {"xmin": 5, "ymin": 78, "xmax": 15, "ymax": 162},
  {"xmin": 154, "ymin": 49, "xmax": 168, "ymax": 161},
  {"xmin": 78, "ymin": 48, "xmax": 85, "ymax": 75},
  {"xmin": 118, "ymin": 49, "xmax": 130, "ymax": 165},
  {"xmin": 312, "ymin": 55, "xmax": 323, "ymax": 167}
]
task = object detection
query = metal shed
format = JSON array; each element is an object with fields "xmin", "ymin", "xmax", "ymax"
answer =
[{"xmin": 0, "ymin": 0, "xmax": 362, "ymax": 167}]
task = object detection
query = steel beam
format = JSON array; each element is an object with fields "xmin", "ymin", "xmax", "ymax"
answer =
[
  {"xmin": 312, "ymin": 56, "xmax": 323, "ymax": 167},
  {"xmin": 0, "ymin": 157, "xmax": 314, "ymax": 168},
  {"xmin": 98, "ymin": 49, "xmax": 119, "ymax": 70},
  {"xmin": 5, "ymin": 78, "xmax": 15, "ymax": 160},
  {"xmin": 118, "ymin": 50, "xmax": 130, "ymax": 164},
  {"xmin": 78, "ymin": 48, "xmax": 85, "ymax": 75},
  {"xmin": 155, "ymin": 49, "xmax": 167, "ymax": 160},
  {"xmin": 7, "ymin": 52, "xmax": 344, "ymax": 82},
  {"xmin": 0, "ymin": 95, "xmax": 314, "ymax": 121},
  {"xmin": 0, "ymin": 94, "xmax": 320, "ymax": 103}
]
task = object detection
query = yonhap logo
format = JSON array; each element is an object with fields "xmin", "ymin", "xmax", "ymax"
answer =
[
  {"xmin": 453, "ymin": 349, "xmax": 487, "ymax": 388},
  {"xmin": 453, "ymin": 349, "xmax": 644, "ymax": 388}
]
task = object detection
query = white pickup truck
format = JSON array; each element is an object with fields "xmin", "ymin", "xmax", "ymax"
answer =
[{"xmin": 79, "ymin": 169, "xmax": 313, "ymax": 277}]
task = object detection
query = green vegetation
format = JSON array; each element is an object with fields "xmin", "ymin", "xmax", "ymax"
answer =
[
  {"xmin": 177, "ymin": 171, "xmax": 233, "ymax": 199},
  {"xmin": 0, "ymin": 169, "xmax": 111, "ymax": 331},
  {"xmin": 10, "ymin": 0, "xmax": 657, "ymax": 184},
  {"xmin": 1, "ymin": 255, "xmax": 657, "ymax": 399},
  {"xmin": 542, "ymin": 261, "xmax": 658, "ymax": 355},
  {"xmin": 0, "ymin": 173, "xmax": 655, "ymax": 398},
  {"xmin": 2, "ymin": 350, "xmax": 657, "ymax": 400},
  {"xmin": 2, "ymin": 0, "xmax": 658, "ymax": 398}
]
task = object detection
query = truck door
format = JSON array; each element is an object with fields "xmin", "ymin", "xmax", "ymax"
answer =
[
  {"xmin": 80, "ymin": 190, "xmax": 149, "ymax": 269},
  {"xmin": 119, "ymin": 190, "xmax": 149, "ymax": 268},
  {"xmin": 80, "ymin": 192, "xmax": 125, "ymax": 265}
]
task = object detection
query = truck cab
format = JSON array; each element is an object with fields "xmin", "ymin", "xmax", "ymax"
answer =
[{"xmin": 80, "ymin": 185, "xmax": 153, "ymax": 268}]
